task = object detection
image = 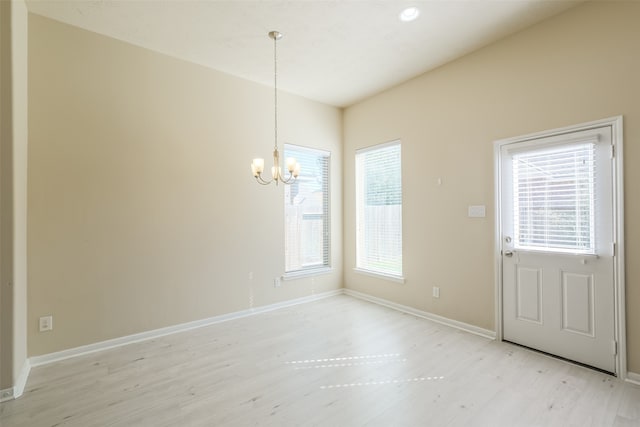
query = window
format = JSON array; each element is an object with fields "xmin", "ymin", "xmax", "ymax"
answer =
[
  {"xmin": 513, "ymin": 142, "xmax": 595, "ymax": 253},
  {"xmin": 355, "ymin": 141, "xmax": 403, "ymax": 279},
  {"xmin": 284, "ymin": 144, "xmax": 330, "ymax": 274}
]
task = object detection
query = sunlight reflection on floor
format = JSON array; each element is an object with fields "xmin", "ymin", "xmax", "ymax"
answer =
[
  {"xmin": 320, "ymin": 376, "xmax": 445, "ymax": 389},
  {"xmin": 285, "ymin": 353, "xmax": 444, "ymax": 390}
]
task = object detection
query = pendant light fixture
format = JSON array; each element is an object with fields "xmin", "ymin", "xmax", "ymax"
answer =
[{"xmin": 251, "ymin": 31, "xmax": 300, "ymax": 185}]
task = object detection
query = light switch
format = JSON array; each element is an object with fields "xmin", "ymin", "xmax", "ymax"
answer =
[
  {"xmin": 468, "ymin": 205, "xmax": 486, "ymax": 218},
  {"xmin": 39, "ymin": 315, "xmax": 53, "ymax": 332}
]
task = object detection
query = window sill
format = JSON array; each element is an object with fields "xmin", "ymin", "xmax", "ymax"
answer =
[
  {"xmin": 353, "ymin": 268, "xmax": 405, "ymax": 284},
  {"xmin": 283, "ymin": 267, "xmax": 333, "ymax": 281}
]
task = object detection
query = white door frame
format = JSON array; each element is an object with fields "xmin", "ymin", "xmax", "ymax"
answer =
[{"xmin": 494, "ymin": 116, "xmax": 626, "ymax": 378}]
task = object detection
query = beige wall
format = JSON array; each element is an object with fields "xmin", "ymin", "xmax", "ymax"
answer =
[
  {"xmin": 27, "ymin": 15, "xmax": 342, "ymax": 356},
  {"xmin": 0, "ymin": 0, "xmax": 28, "ymax": 392},
  {"xmin": 343, "ymin": 1, "xmax": 640, "ymax": 372}
]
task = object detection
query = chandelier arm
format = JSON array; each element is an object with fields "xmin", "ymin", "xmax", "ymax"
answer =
[
  {"xmin": 255, "ymin": 174, "xmax": 274, "ymax": 185},
  {"xmin": 280, "ymin": 174, "xmax": 296, "ymax": 184}
]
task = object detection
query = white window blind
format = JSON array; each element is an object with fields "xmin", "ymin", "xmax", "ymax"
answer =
[
  {"xmin": 356, "ymin": 141, "xmax": 403, "ymax": 277},
  {"xmin": 284, "ymin": 145, "xmax": 330, "ymax": 273},
  {"xmin": 513, "ymin": 142, "xmax": 596, "ymax": 253}
]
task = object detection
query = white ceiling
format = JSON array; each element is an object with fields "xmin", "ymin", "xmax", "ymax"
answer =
[{"xmin": 26, "ymin": 0, "xmax": 581, "ymax": 107}]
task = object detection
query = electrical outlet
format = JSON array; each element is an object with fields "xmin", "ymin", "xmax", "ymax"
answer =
[
  {"xmin": 432, "ymin": 287, "xmax": 440, "ymax": 298},
  {"xmin": 39, "ymin": 315, "xmax": 53, "ymax": 332},
  {"xmin": 274, "ymin": 277, "xmax": 281, "ymax": 288}
]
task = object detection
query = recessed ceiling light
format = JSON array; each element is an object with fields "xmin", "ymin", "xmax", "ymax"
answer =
[{"xmin": 399, "ymin": 7, "xmax": 420, "ymax": 22}]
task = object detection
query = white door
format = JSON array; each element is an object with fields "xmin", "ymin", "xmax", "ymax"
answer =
[{"xmin": 501, "ymin": 126, "xmax": 616, "ymax": 373}]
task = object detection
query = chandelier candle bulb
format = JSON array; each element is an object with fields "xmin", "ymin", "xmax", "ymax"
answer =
[
  {"xmin": 252, "ymin": 158, "xmax": 264, "ymax": 174},
  {"xmin": 286, "ymin": 157, "xmax": 296, "ymax": 172}
]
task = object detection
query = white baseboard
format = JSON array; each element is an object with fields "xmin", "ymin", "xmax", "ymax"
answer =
[
  {"xmin": 0, "ymin": 359, "xmax": 31, "ymax": 402},
  {"xmin": 30, "ymin": 289, "xmax": 342, "ymax": 367},
  {"xmin": 343, "ymin": 288, "xmax": 496, "ymax": 340},
  {"xmin": 626, "ymin": 371, "xmax": 640, "ymax": 385}
]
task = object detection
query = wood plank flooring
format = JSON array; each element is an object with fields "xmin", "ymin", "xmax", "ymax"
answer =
[{"xmin": 1, "ymin": 295, "xmax": 639, "ymax": 426}]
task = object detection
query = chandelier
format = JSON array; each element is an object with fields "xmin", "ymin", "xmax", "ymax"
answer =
[{"xmin": 251, "ymin": 31, "xmax": 300, "ymax": 185}]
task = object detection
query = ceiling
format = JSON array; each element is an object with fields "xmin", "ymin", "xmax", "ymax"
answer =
[{"xmin": 26, "ymin": 0, "xmax": 581, "ymax": 108}]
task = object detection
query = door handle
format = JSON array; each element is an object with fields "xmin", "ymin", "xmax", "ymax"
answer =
[{"xmin": 504, "ymin": 250, "xmax": 514, "ymax": 257}]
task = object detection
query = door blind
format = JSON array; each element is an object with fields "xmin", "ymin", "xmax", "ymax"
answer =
[{"xmin": 513, "ymin": 142, "xmax": 596, "ymax": 253}]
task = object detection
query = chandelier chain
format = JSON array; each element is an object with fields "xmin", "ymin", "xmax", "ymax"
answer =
[{"xmin": 274, "ymin": 34, "xmax": 278, "ymax": 152}]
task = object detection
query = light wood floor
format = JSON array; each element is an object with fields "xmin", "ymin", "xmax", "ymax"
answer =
[{"xmin": 1, "ymin": 295, "xmax": 639, "ymax": 426}]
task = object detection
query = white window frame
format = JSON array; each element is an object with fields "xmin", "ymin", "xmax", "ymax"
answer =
[
  {"xmin": 354, "ymin": 140, "xmax": 404, "ymax": 283},
  {"xmin": 283, "ymin": 144, "xmax": 331, "ymax": 279}
]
